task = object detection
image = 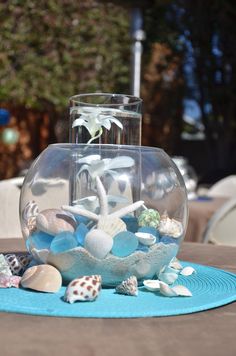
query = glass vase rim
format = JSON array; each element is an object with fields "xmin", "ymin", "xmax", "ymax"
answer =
[
  {"xmin": 46, "ymin": 143, "xmax": 165, "ymax": 153},
  {"xmin": 69, "ymin": 92, "xmax": 142, "ymax": 107}
]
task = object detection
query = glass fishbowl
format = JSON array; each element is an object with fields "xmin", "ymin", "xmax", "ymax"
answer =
[{"xmin": 20, "ymin": 144, "xmax": 188, "ymax": 286}]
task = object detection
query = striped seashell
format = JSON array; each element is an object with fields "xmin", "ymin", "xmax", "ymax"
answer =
[
  {"xmin": 4, "ymin": 254, "xmax": 25, "ymax": 275},
  {"xmin": 0, "ymin": 273, "xmax": 21, "ymax": 288},
  {"xmin": 64, "ymin": 275, "xmax": 102, "ymax": 303},
  {"xmin": 97, "ymin": 216, "xmax": 126, "ymax": 237},
  {"xmin": 115, "ymin": 275, "xmax": 138, "ymax": 296}
]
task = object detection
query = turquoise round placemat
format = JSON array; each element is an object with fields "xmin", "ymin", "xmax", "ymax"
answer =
[{"xmin": 0, "ymin": 262, "xmax": 236, "ymax": 318}]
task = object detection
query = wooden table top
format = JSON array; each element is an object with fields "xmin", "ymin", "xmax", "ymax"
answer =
[{"xmin": 1, "ymin": 239, "xmax": 236, "ymax": 356}]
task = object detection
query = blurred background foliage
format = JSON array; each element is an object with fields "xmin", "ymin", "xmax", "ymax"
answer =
[{"xmin": 0, "ymin": 0, "xmax": 236, "ymax": 183}]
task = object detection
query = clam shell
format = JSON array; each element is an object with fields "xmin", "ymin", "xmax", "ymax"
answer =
[
  {"xmin": 115, "ymin": 275, "xmax": 138, "ymax": 296},
  {"xmin": 84, "ymin": 229, "xmax": 113, "ymax": 259},
  {"xmin": 64, "ymin": 275, "xmax": 102, "ymax": 303},
  {"xmin": 21, "ymin": 264, "xmax": 62, "ymax": 293},
  {"xmin": 36, "ymin": 208, "xmax": 77, "ymax": 235},
  {"xmin": 143, "ymin": 279, "xmax": 160, "ymax": 292},
  {"xmin": 97, "ymin": 217, "xmax": 126, "ymax": 237},
  {"xmin": 180, "ymin": 266, "xmax": 196, "ymax": 276},
  {"xmin": 135, "ymin": 232, "xmax": 156, "ymax": 246}
]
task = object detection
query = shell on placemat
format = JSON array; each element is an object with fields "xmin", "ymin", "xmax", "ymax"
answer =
[
  {"xmin": 143, "ymin": 279, "xmax": 160, "ymax": 292},
  {"xmin": 0, "ymin": 273, "xmax": 21, "ymax": 288},
  {"xmin": 4, "ymin": 254, "xmax": 27, "ymax": 276},
  {"xmin": 64, "ymin": 275, "xmax": 102, "ymax": 303},
  {"xmin": 36, "ymin": 208, "xmax": 77, "ymax": 235},
  {"xmin": 97, "ymin": 216, "xmax": 127, "ymax": 237},
  {"xmin": 115, "ymin": 275, "xmax": 138, "ymax": 296},
  {"xmin": 22, "ymin": 200, "xmax": 39, "ymax": 238},
  {"xmin": 20, "ymin": 264, "xmax": 62, "ymax": 293},
  {"xmin": 0, "ymin": 254, "xmax": 12, "ymax": 276}
]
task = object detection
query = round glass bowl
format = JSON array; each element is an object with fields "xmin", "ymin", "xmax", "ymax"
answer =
[{"xmin": 20, "ymin": 144, "xmax": 188, "ymax": 286}]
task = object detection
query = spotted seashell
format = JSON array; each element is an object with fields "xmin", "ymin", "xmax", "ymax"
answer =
[
  {"xmin": 0, "ymin": 254, "xmax": 12, "ymax": 276},
  {"xmin": 64, "ymin": 275, "xmax": 102, "ymax": 303},
  {"xmin": 22, "ymin": 201, "xmax": 39, "ymax": 238},
  {"xmin": 0, "ymin": 274, "xmax": 21, "ymax": 288},
  {"xmin": 115, "ymin": 275, "xmax": 138, "ymax": 296},
  {"xmin": 21, "ymin": 264, "xmax": 62, "ymax": 293},
  {"xmin": 97, "ymin": 217, "xmax": 127, "ymax": 237},
  {"xmin": 138, "ymin": 209, "xmax": 160, "ymax": 229},
  {"xmin": 158, "ymin": 216, "xmax": 183, "ymax": 238},
  {"xmin": 36, "ymin": 208, "xmax": 77, "ymax": 235}
]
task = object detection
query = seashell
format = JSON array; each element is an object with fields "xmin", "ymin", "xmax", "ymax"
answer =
[
  {"xmin": 4, "ymin": 254, "xmax": 30, "ymax": 276},
  {"xmin": 180, "ymin": 266, "xmax": 196, "ymax": 276},
  {"xmin": 158, "ymin": 271, "xmax": 179, "ymax": 285},
  {"xmin": 50, "ymin": 231, "xmax": 78, "ymax": 254},
  {"xmin": 21, "ymin": 264, "xmax": 62, "ymax": 293},
  {"xmin": 112, "ymin": 231, "xmax": 138, "ymax": 257},
  {"xmin": 138, "ymin": 209, "xmax": 160, "ymax": 229},
  {"xmin": 97, "ymin": 216, "xmax": 126, "ymax": 237},
  {"xmin": 0, "ymin": 274, "xmax": 21, "ymax": 288},
  {"xmin": 0, "ymin": 254, "xmax": 12, "ymax": 276},
  {"xmin": 36, "ymin": 208, "xmax": 77, "ymax": 235},
  {"xmin": 158, "ymin": 215, "xmax": 183, "ymax": 238},
  {"xmin": 84, "ymin": 229, "xmax": 113, "ymax": 259},
  {"xmin": 135, "ymin": 232, "xmax": 156, "ymax": 246},
  {"xmin": 22, "ymin": 201, "xmax": 39, "ymax": 238},
  {"xmin": 115, "ymin": 275, "xmax": 138, "ymax": 296},
  {"xmin": 143, "ymin": 279, "xmax": 160, "ymax": 292},
  {"xmin": 64, "ymin": 275, "xmax": 102, "ymax": 303},
  {"xmin": 169, "ymin": 257, "xmax": 183, "ymax": 271},
  {"xmin": 159, "ymin": 281, "xmax": 192, "ymax": 297}
]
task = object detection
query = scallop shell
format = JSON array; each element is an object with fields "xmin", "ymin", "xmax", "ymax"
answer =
[
  {"xmin": 135, "ymin": 232, "xmax": 156, "ymax": 246},
  {"xmin": 143, "ymin": 279, "xmax": 160, "ymax": 292},
  {"xmin": 36, "ymin": 208, "xmax": 77, "ymax": 235},
  {"xmin": 115, "ymin": 275, "xmax": 138, "ymax": 296},
  {"xmin": 64, "ymin": 275, "xmax": 102, "ymax": 303},
  {"xmin": 97, "ymin": 216, "xmax": 126, "ymax": 237},
  {"xmin": 0, "ymin": 274, "xmax": 21, "ymax": 288},
  {"xmin": 21, "ymin": 264, "xmax": 62, "ymax": 293}
]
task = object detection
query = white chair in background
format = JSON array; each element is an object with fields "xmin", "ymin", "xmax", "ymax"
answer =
[
  {"xmin": 0, "ymin": 177, "xmax": 24, "ymax": 238},
  {"xmin": 203, "ymin": 196, "xmax": 236, "ymax": 246},
  {"xmin": 207, "ymin": 175, "xmax": 236, "ymax": 198}
]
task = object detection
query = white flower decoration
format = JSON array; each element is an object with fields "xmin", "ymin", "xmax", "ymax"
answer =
[{"xmin": 71, "ymin": 107, "xmax": 123, "ymax": 143}]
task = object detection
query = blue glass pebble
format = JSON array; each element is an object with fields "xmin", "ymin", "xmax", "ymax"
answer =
[
  {"xmin": 29, "ymin": 231, "xmax": 54, "ymax": 250},
  {"xmin": 160, "ymin": 236, "xmax": 178, "ymax": 245},
  {"xmin": 112, "ymin": 231, "xmax": 139, "ymax": 257},
  {"xmin": 74, "ymin": 223, "xmax": 89, "ymax": 246},
  {"xmin": 74, "ymin": 214, "xmax": 90, "ymax": 225},
  {"xmin": 136, "ymin": 243, "xmax": 149, "ymax": 252},
  {"xmin": 121, "ymin": 215, "xmax": 139, "ymax": 233},
  {"xmin": 50, "ymin": 231, "xmax": 78, "ymax": 254}
]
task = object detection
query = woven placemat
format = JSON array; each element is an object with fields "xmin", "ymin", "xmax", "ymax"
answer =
[{"xmin": 0, "ymin": 262, "xmax": 236, "ymax": 318}]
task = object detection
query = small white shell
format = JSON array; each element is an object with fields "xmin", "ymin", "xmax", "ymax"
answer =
[
  {"xmin": 64, "ymin": 275, "xmax": 102, "ymax": 303},
  {"xmin": 135, "ymin": 232, "xmax": 156, "ymax": 246},
  {"xmin": 169, "ymin": 257, "xmax": 183, "ymax": 271},
  {"xmin": 172, "ymin": 285, "xmax": 192, "ymax": 297},
  {"xmin": 143, "ymin": 279, "xmax": 160, "ymax": 292},
  {"xmin": 158, "ymin": 271, "xmax": 179, "ymax": 285},
  {"xmin": 159, "ymin": 282, "xmax": 192, "ymax": 297},
  {"xmin": 84, "ymin": 229, "xmax": 113, "ymax": 259},
  {"xmin": 158, "ymin": 216, "xmax": 183, "ymax": 238},
  {"xmin": 180, "ymin": 266, "xmax": 196, "ymax": 276},
  {"xmin": 97, "ymin": 217, "xmax": 126, "ymax": 237}
]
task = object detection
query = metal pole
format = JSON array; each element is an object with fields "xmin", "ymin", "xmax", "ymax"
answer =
[{"xmin": 131, "ymin": 8, "xmax": 145, "ymax": 97}]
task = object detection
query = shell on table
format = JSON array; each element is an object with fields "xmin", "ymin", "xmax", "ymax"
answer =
[
  {"xmin": 115, "ymin": 275, "xmax": 138, "ymax": 296},
  {"xmin": 36, "ymin": 208, "xmax": 77, "ymax": 235},
  {"xmin": 64, "ymin": 275, "xmax": 102, "ymax": 303},
  {"xmin": 20, "ymin": 264, "xmax": 62, "ymax": 293},
  {"xmin": 143, "ymin": 279, "xmax": 161, "ymax": 292},
  {"xmin": 97, "ymin": 216, "xmax": 127, "ymax": 237},
  {"xmin": 158, "ymin": 215, "xmax": 183, "ymax": 238},
  {"xmin": 0, "ymin": 274, "xmax": 21, "ymax": 288}
]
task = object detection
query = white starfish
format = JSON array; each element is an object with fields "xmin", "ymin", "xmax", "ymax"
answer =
[{"xmin": 62, "ymin": 176, "xmax": 144, "ymax": 222}]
